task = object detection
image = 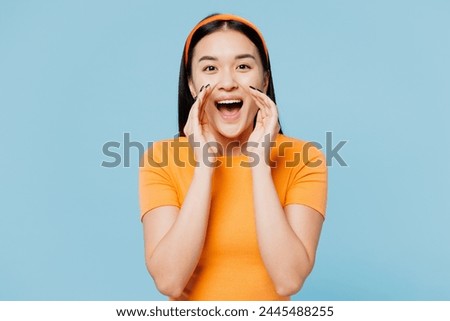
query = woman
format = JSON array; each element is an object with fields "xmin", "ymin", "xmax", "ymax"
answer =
[{"xmin": 139, "ymin": 13, "xmax": 327, "ymax": 301}]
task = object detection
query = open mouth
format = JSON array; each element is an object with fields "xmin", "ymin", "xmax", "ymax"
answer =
[{"xmin": 215, "ymin": 99, "xmax": 243, "ymax": 118}]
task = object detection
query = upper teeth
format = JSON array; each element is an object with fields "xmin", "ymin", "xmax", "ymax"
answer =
[{"xmin": 218, "ymin": 100, "xmax": 241, "ymax": 104}]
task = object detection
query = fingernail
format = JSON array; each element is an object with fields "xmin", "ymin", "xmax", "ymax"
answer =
[
  {"xmin": 199, "ymin": 85, "xmax": 205, "ymax": 92},
  {"xmin": 249, "ymin": 85, "xmax": 263, "ymax": 93}
]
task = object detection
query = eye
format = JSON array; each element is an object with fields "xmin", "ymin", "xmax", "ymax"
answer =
[
  {"xmin": 203, "ymin": 65, "xmax": 217, "ymax": 72},
  {"xmin": 237, "ymin": 64, "xmax": 251, "ymax": 70}
]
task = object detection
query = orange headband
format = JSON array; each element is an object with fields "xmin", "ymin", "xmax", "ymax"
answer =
[{"xmin": 184, "ymin": 14, "xmax": 269, "ymax": 67}]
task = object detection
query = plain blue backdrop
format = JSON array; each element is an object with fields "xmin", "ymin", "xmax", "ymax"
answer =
[{"xmin": 1, "ymin": 0, "xmax": 449, "ymax": 300}]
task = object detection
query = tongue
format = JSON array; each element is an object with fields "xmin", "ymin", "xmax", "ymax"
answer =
[{"xmin": 219, "ymin": 106, "xmax": 240, "ymax": 116}]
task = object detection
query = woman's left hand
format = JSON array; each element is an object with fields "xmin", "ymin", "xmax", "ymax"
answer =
[{"xmin": 247, "ymin": 86, "xmax": 280, "ymax": 160}]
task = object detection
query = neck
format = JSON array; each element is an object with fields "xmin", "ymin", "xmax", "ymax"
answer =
[{"xmin": 214, "ymin": 126, "xmax": 254, "ymax": 156}]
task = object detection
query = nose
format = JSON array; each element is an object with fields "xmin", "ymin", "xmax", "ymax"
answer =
[{"xmin": 217, "ymin": 69, "xmax": 238, "ymax": 91}]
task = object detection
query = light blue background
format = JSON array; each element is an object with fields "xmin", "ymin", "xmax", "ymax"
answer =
[{"xmin": 1, "ymin": 0, "xmax": 449, "ymax": 300}]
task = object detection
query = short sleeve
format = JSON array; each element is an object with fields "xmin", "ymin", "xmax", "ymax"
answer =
[
  {"xmin": 285, "ymin": 145, "xmax": 328, "ymax": 218},
  {"xmin": 138, "ymin": 142, "xmax": 180, "ymax": 221}
]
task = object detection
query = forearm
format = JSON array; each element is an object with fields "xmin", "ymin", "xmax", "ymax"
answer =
[
  {"xmin": 148, "ymin": 166, "xmax": 213, "ymax": 297},
  {"xmin": 251, "ymin": 163, "xmax": 312, "ymax": 296}
]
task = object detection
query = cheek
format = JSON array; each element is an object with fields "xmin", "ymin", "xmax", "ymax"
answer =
[
  {"xmin": 190, "ymin": 72, "xmax": 211, "ymax": 92},
  {"xmin": 238, "ymin": 73, "xmax": 261, "ymax": 87}
]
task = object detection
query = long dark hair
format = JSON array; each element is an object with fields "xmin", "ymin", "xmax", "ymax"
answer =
[{"xmin": 178, "ymin": 14, "xmax": 282, "ymax": 136}]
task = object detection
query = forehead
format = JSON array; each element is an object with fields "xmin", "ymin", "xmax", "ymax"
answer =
[{"xmin": 192, "ymin": 29, "xmax": 259, "ymax": 60}]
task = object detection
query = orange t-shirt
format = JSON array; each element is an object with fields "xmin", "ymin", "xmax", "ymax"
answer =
[{"xmin": 139, "ymin": 134, "xmax": 327, "ymax": 300}]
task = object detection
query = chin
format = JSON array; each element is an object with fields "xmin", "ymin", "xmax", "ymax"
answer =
[{"xmin": 216, "ymin": 123, "xmax": 247, "ymax": 139}]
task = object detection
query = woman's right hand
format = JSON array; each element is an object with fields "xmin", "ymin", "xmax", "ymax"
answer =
[
  {"xmin": 144, "ymin": 83, "xmax": 218, "ymax": 297},
  {"xmin": 183, "ymin": 84, "xmax": 218, "ymax": 168}
]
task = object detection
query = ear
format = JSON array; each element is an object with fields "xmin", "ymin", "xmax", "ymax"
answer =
[
  {"xmin": 263, "ymin": 71, "xmax": 270, "ymax": 94},
  {"xmin": 188, "ymin": 78, "xmax": 196, "ymax": 99}
]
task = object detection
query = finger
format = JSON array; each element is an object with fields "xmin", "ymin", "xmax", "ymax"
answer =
[
  {"xmin": 185, "ymin": 91, "xmax": 204, "ymax": 137},
  {"xmin": 198, "ymin": 85, "xmax": 210, "ymax": 121},
  {"xmin": 255, "ymin": 109, "xmax": 263, "ymax": 125},
  {"xmin": 259, "ymin": 92, "xmax": 278, "ymax": 118},
  {"xmin": 248, "ymin": 86, "xmax": 278, "ymax": 116},
  {"xmin": 249, "ymin": 91, "xmax": 281, "ymax": 136},
  {"xmin": 249, "ymin": 88, "xmax": 271, "ymax": 113},
  {"xmin": 193, "ymin": 84, "xmax": 211, "ymax": 123},
  {"xmin": 184, "ymin": 105, "xmax": 197, "ymax": 136},
  {"xmin": 250, "ymin": 92, "xmax": 269, "ymax": 119},
  {"xmin": 246, "ymin": 87, "xmax": 269, "ymax": 115},
  {"xmin": 199, "ymin": 84, "xmax": 217, "ymax": 124}
]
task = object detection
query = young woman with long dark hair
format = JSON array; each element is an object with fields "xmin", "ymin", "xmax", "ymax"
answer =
[{"xmin": 139, "ymin": 13, "xmax": 327, "ymax": 300}]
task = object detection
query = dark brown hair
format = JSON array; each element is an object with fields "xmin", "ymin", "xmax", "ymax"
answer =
[{"xmin": 178, "ymin": 14, "xmax": 282, "ymax": 136}]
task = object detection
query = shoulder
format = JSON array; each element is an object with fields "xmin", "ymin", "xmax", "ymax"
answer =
[
  {"xmin": 146, "ymin": 137, "xmax": 189, "ymax": 152},
  {"xmin": 139, "ymin": 136, "xmax": 192, "ymax": 170},
  {"xmin": 273, "ymin": 134, "xmax": 325, "ymax": 165},
  {"xmin": 143, "ymin": 137, "xmax": 190, "ymax": 161}
]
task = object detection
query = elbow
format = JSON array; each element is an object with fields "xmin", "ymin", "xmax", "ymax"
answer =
[
  {"xmin": 274, "ymin": 262, "xmax": 314, "ymax": 297},
  {"xmin": 275, "ymin": 277, "xmax": 305, "ymax": 297},
  {"xmin": 153, "ymin": 278, "xmax": 184, "ymax": 298},
  {"xmin": 145, "ymin": 259, "xmax": 185, "ymax": 298}
]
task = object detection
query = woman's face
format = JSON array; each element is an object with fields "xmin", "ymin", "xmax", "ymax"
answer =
[{"xmin": 189, "ymin": 29, "xmax": 268, "ymax": 143}]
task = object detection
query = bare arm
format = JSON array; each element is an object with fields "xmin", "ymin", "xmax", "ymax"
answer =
[
  {"xmin": 143, "ymin": 166, "xmax": 213, "ymax": 298},
  {"xmin": 247, "ymin": 86, "xmax": 324, "ymax": 296},
  {"xmin": 142, "ymin": 84, "xmax": 216, "ymax": 298},
  {"xmin": 251, "ymin": 163, "xmax": 324, "ymax": 296}
]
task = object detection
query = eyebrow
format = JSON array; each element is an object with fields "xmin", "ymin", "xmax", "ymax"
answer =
[
  {"xmin": 198, "ymin": 55, "xmax": 218, "ymax": 63},
  {"xmin": 235, "ymin": 54, "xmax": 256, "ymax": 60},
  {"xmin": 197, "ymin": 54, "xmax": 256, "ymax": 63}
]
